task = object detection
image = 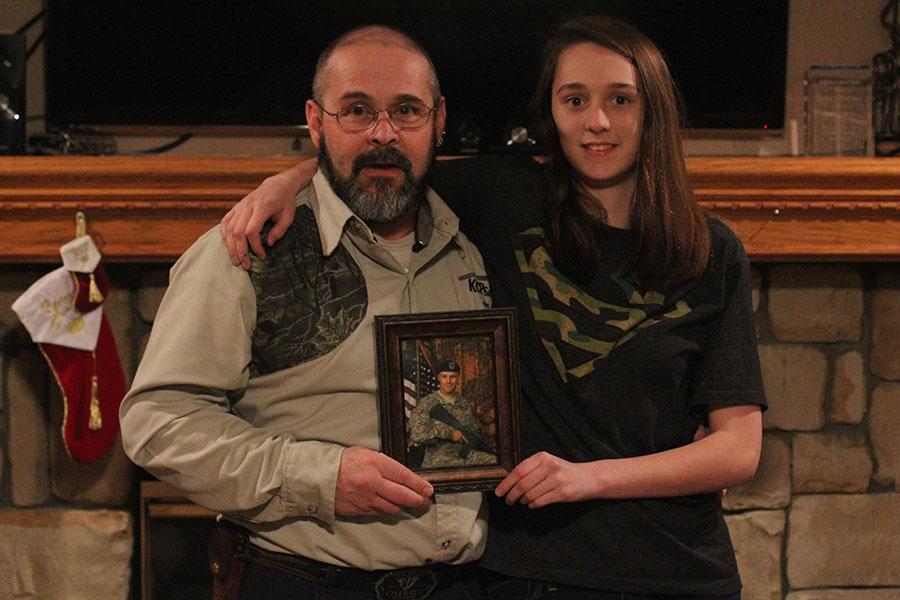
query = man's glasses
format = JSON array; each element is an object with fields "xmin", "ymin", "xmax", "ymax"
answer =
[{"xmin": 315, "ymin": 100, "xmax": 436, "ymax": 132}]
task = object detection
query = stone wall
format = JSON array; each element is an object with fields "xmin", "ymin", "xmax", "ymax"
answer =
[
  {"xmin": 0, "ymin": 262, "xmax": 897, "ymax": 599},
  {"xmin": 725, "ymin": 264, "xmax": 900, "ymax": 600}
]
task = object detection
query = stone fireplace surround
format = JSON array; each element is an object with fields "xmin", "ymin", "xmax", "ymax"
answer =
[{"xmin": 0, "ymin": 156, "xmax": 898, "ymax": 599}]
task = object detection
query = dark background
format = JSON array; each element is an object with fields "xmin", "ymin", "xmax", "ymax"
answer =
[{"xmin": 44, "ymin": 0, "xmax": 788, "ymax": 152}]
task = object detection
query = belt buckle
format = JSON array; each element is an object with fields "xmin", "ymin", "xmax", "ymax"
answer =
[{"xmin": 374, "ymin": 567, "xmax": 438, "ymax": 600}]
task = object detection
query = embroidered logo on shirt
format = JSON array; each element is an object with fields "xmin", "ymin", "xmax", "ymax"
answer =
[
  {"xmin": 458, "ymin": 272, "xmax": 490, "ymax": 297},
  {"xmin": 513, "ymin": 226, "xmax": 692, "ymax": 382}
]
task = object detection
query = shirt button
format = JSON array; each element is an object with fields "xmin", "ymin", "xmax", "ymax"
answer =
[
  {"xmin": 307, "ymin": 505, "xmax": 318, "ymax": 515},
  {"xmin": 441, "ymin": 540, "xmax": 451, "ymax": 549}
]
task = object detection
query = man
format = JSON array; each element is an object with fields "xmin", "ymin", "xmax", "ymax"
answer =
[
  {"xmin": 120, "ymin": 26, "xmax": 491, "ymax": 599},
  {"xmin": 407, "ymin": 359, "xmax": 496, "ymax": 468}
]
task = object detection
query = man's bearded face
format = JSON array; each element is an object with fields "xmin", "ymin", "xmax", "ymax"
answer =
[{"xmin": 319, "ymin": 139, "xmax": 433, "ymax": 225}]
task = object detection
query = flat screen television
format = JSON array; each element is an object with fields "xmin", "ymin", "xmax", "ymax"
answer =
[{"xmin": 44, "ymin": 0, "xmax": 789, "ymax": 154}]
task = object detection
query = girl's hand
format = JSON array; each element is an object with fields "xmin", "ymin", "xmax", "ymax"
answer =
[
  {"xmin": 495, "ymin": 451, "xmax": 598, "ymax": 509},
  {"xmin": 220, "ymin": 159, "xmax": 316, "ymax": 269}
]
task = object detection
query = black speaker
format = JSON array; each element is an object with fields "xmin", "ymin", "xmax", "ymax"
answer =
[{"xmin": 0, "ymin": 34, "xmax": 26, "ymax": 155}]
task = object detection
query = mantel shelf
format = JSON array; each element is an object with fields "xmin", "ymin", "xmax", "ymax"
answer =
[{"xmin": 1, "ymin": 156, "xmax": 898, "ymax": 262}]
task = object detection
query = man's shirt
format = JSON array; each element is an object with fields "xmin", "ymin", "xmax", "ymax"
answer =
[{"xmin": 121, "ymin": 171, "xmax": 492, "ymax": 569}]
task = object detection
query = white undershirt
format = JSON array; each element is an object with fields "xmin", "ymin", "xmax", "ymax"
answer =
[{"xmin": 375, "ymin": 230, "xmax": 416, "ymax": 272}]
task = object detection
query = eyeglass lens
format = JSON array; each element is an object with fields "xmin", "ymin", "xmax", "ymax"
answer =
[{"xmin": 337, "ymin": 102, "xmax": 432, "ymax": 131}]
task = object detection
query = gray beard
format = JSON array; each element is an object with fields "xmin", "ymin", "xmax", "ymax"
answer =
[{"xmin": 318, "ymin": 140, "xmax": 430, "ymax": 226}]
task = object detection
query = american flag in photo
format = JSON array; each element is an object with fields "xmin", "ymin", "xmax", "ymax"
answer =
[{"xmin": 403, "ymin": 342, "xmax": 438, "ymax": 417}]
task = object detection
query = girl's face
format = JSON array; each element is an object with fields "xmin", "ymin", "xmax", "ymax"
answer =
[{"xmin": 551, "ymin": 43, "xmax": 643, "ymax": 201}]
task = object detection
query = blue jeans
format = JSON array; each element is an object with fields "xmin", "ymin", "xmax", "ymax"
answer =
[
  {"xmin": 238, "ymin": 560, "xmax": 484, "ymax": 600},
  {"xmin": 481, "ymin": 575, "xmax": 741, "ymax": 600}
]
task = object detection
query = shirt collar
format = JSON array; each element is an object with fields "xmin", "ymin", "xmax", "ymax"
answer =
[
  {"xmin": 310, "ymin": 170, "xmax": 355, "ymax": 256},
  {"xmin": 437, "ymin": 390, "xmax": 458, "ymax": 402}
]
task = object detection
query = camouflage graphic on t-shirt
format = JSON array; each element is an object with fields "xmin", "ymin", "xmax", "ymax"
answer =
[
  {"xmin": 513, "ymin": 227, "xmax": 691, "ymax": 382},
  {"xmin": 249, "ymin": 205, "xmax": 367, "ymax": 375}
]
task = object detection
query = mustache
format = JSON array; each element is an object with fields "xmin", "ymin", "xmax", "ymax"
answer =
[{"xmin": 351, "ymin": 147, "xmax": 414, "ymax": 177}]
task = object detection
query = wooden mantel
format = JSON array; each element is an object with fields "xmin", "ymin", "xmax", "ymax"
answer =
[{"xmin": 0, "ymin": 155, "xmax": 898, "ymax": 263}]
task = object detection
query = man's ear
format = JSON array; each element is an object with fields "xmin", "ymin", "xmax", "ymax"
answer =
[
  {"xmin": 433, "ymin": 96, "xmax": 447, "ymax": 142},
  {"xmin": 306, "ymin": 100, "xmax": 322, "ymax": 149}
]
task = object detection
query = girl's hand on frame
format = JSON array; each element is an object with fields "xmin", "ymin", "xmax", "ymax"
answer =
[{"xmin": 495, "ymin": 451, "xmax": 599, "ymax": 509}]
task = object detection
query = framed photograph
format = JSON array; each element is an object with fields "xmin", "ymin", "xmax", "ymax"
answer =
[{"xmin": 375, "ymin": 308, "xmax": 521, "ymax": 492}]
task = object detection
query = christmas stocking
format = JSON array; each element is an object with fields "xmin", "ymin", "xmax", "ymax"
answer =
[{"xmin": 12, "ymin": 235, "xmax": 126, "ymax": 464}]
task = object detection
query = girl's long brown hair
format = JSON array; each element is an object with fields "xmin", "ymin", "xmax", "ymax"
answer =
[{"xmin": 531, "ymin": 15, "xmax": 709, "ymax": 291}]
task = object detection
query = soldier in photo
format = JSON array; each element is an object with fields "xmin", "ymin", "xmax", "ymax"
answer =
[{"xmin": 407, "ymin": 359, "xmax": 496, "ymax": 468}]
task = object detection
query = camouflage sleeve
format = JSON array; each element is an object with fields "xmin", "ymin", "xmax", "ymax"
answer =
[{"xmin": 407, "ymin": 394, "xmax": 455, "ymax": 445}]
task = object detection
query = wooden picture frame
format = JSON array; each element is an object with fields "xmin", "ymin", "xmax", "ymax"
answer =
[{"xmin": 375, "ymin": 308, "xmax": 521, "ymax": 492}]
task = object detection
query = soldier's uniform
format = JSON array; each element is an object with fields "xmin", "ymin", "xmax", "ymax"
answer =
[{"xmin": 407, "ymin": 389, "xmax": 496, "ymax": 468}]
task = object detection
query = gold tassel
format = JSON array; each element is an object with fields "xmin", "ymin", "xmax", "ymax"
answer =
[
  {"xmin": 88, "ymin": 272, "xmax": 104, "ymax": 303},
  {"xmin": 88, "ymin": 374, "xmax": 103, "ymax": 431}
]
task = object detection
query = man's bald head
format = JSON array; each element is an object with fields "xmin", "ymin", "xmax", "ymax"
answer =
[{"xmin": 311, "ymin": 25, "xmax": 441, "ymax": 104}]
